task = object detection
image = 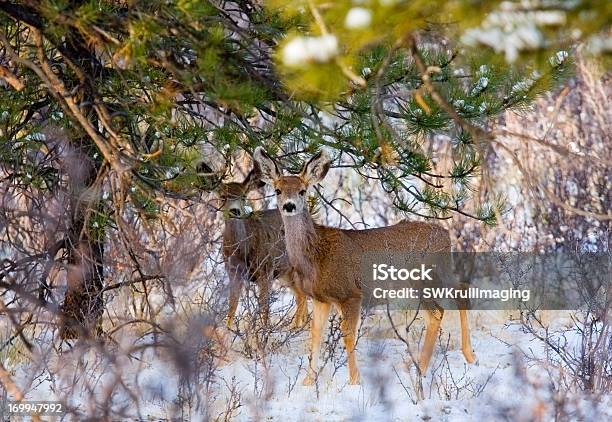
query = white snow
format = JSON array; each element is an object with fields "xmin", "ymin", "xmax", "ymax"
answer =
[
  {"xmin": 345, "ymin": 7, "xmax": 372, "ymax": 30},
  {"xmin": 282, "ymin": 35, "xmax": 339, "ymax": 67},
  {"xmin": 509, "ymin": 70, "xmax": 541, "ymax": 95},
  {"xmin": 24, "ymin": 132, "xmax": 46, "ymax": 141},
  {"xmin": 461, "ymin": 6, "xmax": 563, "ymax": 62},
  {"xmin": 8, "ymin": 308, "xmax": 610, "ymax": 421},
  {"xmin": 549, "ymin": 50, "xmax": 568, "ymax": 66},
  {"xmin": 470, "ymin": 77, "xmax": 489, "ymax": 96}
]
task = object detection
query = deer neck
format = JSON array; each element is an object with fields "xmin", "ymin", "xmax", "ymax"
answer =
[
  {"xmin": 282, "ymin": 211, "xmax": 318, "ymax": 283},
  {"xmin": 224, "ymin": 217, "xmax": 248, "ymax": 256}
]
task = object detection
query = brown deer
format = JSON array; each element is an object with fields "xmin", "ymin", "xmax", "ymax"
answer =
[
  {"xmin": 197, "ymin": 161, "xmax": 308, "ymax": 329},
  {"xmin": 253, "ymin": 147, "xmax": 476, "ymax": 385}
]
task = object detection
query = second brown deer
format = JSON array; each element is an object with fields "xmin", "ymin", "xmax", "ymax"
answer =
[{"xmin": 254, "ymin": 147, "xmax": 476, "ymax": 385}]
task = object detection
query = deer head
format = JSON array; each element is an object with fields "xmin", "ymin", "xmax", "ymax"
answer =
[
  {"xmin": 197, "ymin": 161, "xmax": 264, "ymax": 219},
  {"xmin": 253, "ymin": 147, "xmax": 331, "ymax": 217}
]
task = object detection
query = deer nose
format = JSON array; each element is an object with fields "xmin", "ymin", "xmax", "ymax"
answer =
[
  {"xmin": 283, "ymin": 202, "xmax": 296, "ymax": 213},
  {"xmin": 229, "ymin": 208, "xmax": 241, "ymax": 217}
]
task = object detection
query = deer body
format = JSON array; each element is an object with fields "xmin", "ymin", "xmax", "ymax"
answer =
[
  {"xmin": 254, "ymin": 147, "xmax": 476, "ymax": 386},
  {"xmin": 286, "ymin": 213, "xmax": 450, "ymax": 302}
]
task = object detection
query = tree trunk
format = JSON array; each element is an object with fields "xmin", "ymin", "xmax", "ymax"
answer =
[
  {"xmin": 58, "ymin": 21, "xmax": 106, "ymax": 339},
  {"xmin": 59, "ymin": 171, "xmax": 105, "ymax": 339}
]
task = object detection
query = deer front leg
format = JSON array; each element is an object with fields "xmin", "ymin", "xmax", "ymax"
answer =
[
  {"xmin": 418, "ymin": 303, "xmax": 444, "ymax": 374},
  {"xmin": 291, "ymin": 287, "xmax": 308, "ymax": 328},
  {"xmin": 257, "ymin": 276, "xmax": 271, "ymax": 327},
  {"xmin": 227, "ymin": 286, "xmax": 240, "ymax": 328},
  {"xmin": 226, "ymin": 262, "xmax": 246, "ymax": 328},
  {"xmin": 303, "ymin": 299, "xmax": 331, "ymax": 386}
]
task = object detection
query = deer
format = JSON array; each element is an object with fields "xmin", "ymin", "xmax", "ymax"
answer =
[
  {"xmin": 253, "ymin": 147, "xmax": 476, "ymax": 385},
  {"xmin": 197, "ymin": 160, "xmax": 308, "ymax": 329}
]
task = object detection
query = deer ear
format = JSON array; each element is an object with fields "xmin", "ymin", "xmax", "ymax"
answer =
[
  {"xmin": 241, "ymin": 161, "xmax": 266, "ymax": 193},
  {"xmin": 195, "ymin": 161, "xmax": 222, "ymax": 190},
  {"xmin": 301, "ymin": 150, "xmax": 331, "ymax": 185},
  {"xmin": 253, "ymin": 147, "xmax": 280, "ymax": 184}
]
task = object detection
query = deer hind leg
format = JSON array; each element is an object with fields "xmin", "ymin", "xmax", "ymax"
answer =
[
  {"xmin": 418, "ymin": 302, "xmax": 444, "ymax": 374},
  {"xmin": 303, "ymin": 299, "xmax": 331, "ymax": 386},
  {"xmin": 455, "ymin": 295, "xmax": 474, "ymax": 366},
  {"xmin": 227, "ymin": 277, "xmax": 243, "ymax": 328},
  {"xmin": 338, "ymin": 299, "xmax": 361, "ymax": 385},
  {"xmin": 459, "ymin": 309, "xmax": 476, "ymax": 364},
  {"xmin": 291, "ymin": 287, "xmax": 308, "ymax": 328},
  {"xmin": 455, "ymin": 281, "xmax": 476, "ymax": 364}
]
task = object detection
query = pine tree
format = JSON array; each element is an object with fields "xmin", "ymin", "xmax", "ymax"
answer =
[{"xmin": 0, "ymin": 1, "xmax": 606, "ymax": 337}]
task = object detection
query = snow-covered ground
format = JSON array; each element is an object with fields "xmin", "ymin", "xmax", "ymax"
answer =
[{"xmin": 4, "ymin": 300, "xmax": 609, "ymax": 421}]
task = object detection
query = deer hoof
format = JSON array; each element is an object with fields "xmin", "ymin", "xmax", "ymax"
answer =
[
  {"xmin": 302, "ymin": 375, "xmax": 315, "ymax": 386},
  {"xmin": 463, "ymin": 348, "xmax": 477, "ymax": 364}
]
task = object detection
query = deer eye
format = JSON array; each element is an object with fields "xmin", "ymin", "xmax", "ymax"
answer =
[
  {"xmin": 299, "ymin": 189, "xmax": 306, "ymax": 196},
  {"xmin": 275, "ymin": 189, "xmax": 282, "ymax": 195}
]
